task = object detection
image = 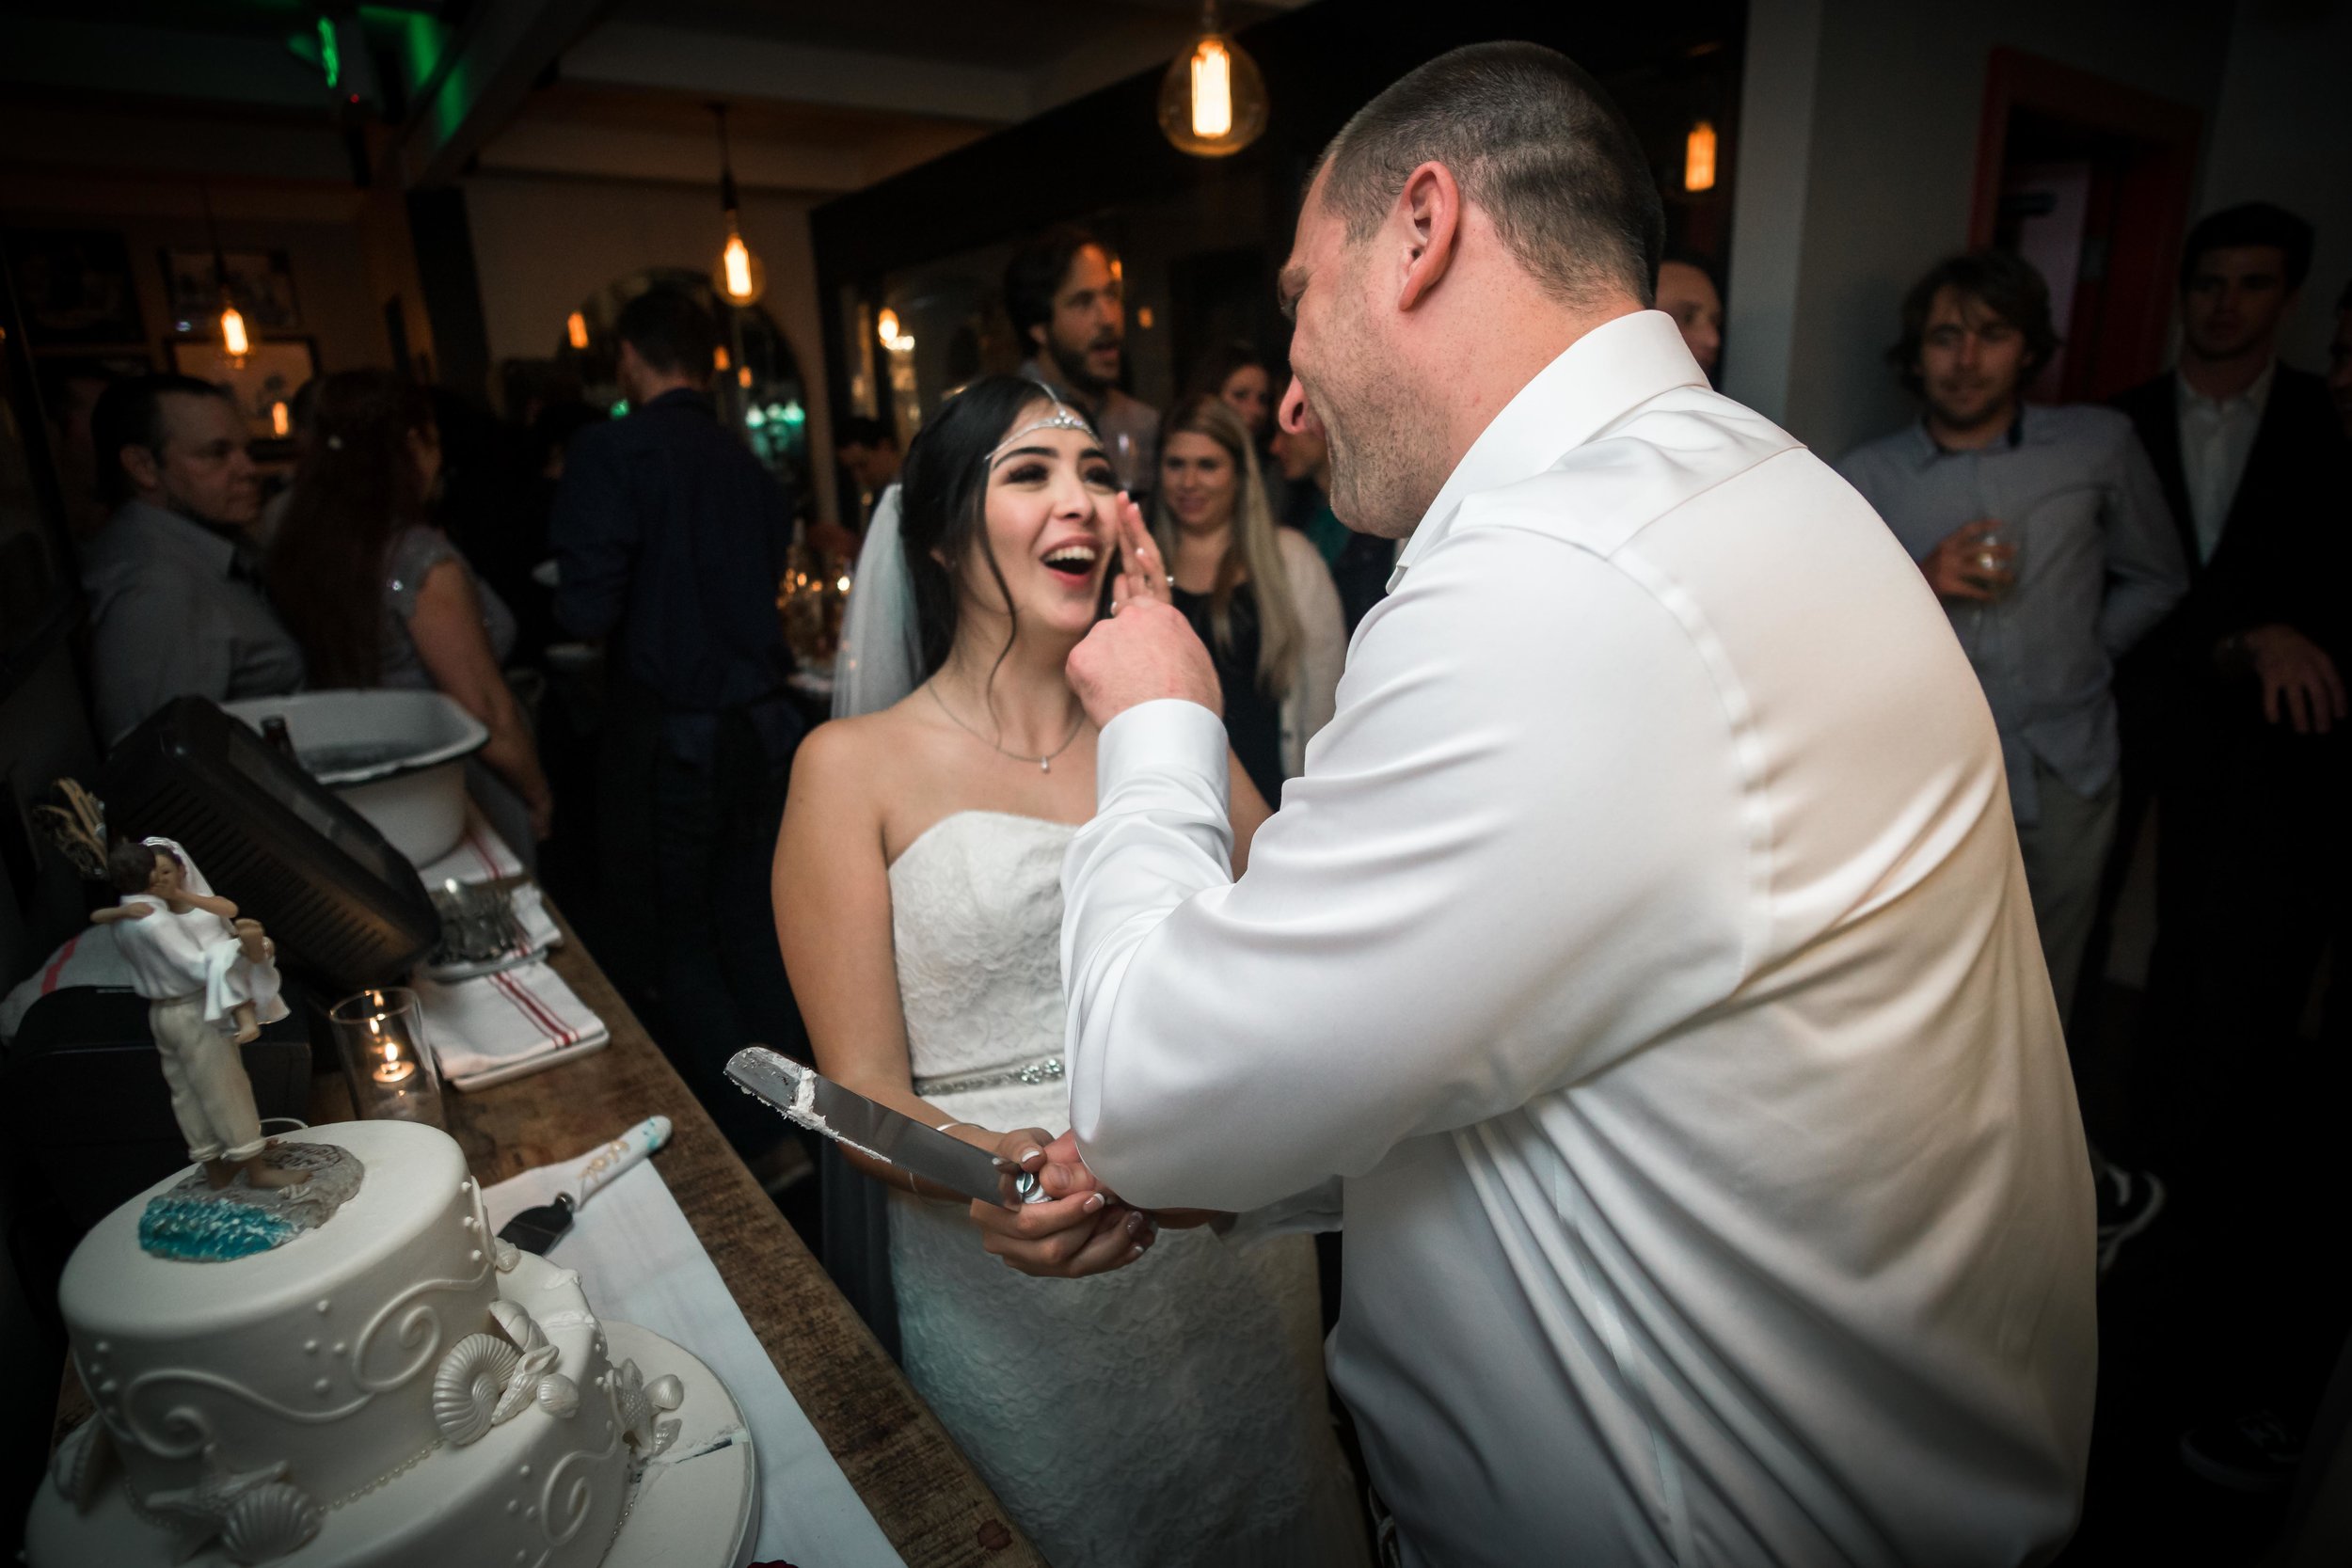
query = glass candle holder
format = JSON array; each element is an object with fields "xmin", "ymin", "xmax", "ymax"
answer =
[{"xmin": 329, "ymin": 987, "xmax": 444, "ymax": 1126}]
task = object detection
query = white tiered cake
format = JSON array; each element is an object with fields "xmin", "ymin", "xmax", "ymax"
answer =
[{"xmin": 25, "ymin": 1120, "xmax": 741, "ymax": 1568}]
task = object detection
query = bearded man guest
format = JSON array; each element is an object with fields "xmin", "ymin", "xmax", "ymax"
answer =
[
  {"xmin": 1837, "ymin": 250, "xmax": 2185, "ymax": 1274},
  {"xmin": 1006, "ymin": 225, "xmax": 1158, "ymax": 495},
  {"xmin": 977, "ymin": 42, "xmax": 2096, "ymax": 1566}
]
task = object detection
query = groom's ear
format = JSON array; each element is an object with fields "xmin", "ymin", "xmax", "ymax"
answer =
[{"xmin": 1393, "ymin": 160, "xmax": 1462, "ymax": 313}]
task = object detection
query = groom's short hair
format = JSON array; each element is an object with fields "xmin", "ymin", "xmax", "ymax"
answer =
[{"xmin": 1314, "ymin": 41, "xmax": 1663, "ymax": 310}]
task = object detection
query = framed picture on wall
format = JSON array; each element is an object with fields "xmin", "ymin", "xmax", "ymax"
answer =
[
  {"xmin": 167, "ymin": 336, "xmax": 318, "ymax": 440},
  {"xmin": 162, "ymin": 248, "xmax": 301, "ymax": 335},
  {"xmin": 2, "ymin": 229, "xmax": 146, "ymax": 348}
]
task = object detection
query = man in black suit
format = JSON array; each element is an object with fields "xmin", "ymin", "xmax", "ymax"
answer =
[
  {"xmin": 2108, "ymin": 203, "xmax": 2349, "ymax": 1493},
  {"xmin": 551, "ymin": 288, "xmax": 810, "ymax": 1180}
]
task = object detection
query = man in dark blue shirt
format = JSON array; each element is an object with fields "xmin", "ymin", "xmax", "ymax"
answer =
[{"xmin": 552, "ymin": 287, "xmax": 806, "ymax": 1169}]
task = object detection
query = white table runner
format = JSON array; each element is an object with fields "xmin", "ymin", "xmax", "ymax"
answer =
[{"xmin": 485, "ymin": 1148, "xmax": 906, "ymax": 1568}]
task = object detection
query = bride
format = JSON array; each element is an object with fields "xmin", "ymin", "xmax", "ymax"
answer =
[{"xmin": 772, "ymin": 375, "xmax": 1366, "ymax": 1566}]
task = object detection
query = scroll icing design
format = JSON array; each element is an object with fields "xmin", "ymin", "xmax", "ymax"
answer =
[
  {"xmin": 120, "ymin": 1378, "xmax": 371, "ymax": 1461},
  {"xmin": 117, "ymin": 1197, "xmax": 492, "ymax": 1462},
  {"xmin": 535, "ymin": 1385, "xmax": 626, "ymax": 1554},
  {"xmin": 350, "ymin": 1224, "xmax": 495, "ymax": 1393}
]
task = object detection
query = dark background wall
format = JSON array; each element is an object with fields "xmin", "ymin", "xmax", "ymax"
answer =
[{"xmin": 812, "ymin": 0, "xmax": 1746, "ymax": 436}]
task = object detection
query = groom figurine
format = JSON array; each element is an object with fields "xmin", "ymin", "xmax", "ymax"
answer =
[{"xmin": 989, "ymin": 43, "xmax": 2095, "ymax": 1566}]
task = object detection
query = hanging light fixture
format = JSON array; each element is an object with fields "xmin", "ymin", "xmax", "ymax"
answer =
[
  {"xmin": 1684, "ymin": 121, "xmax": 1718, "ymax": 193},
  {"xmin": 566, "ymin": 310, "xmax": 590, "ymax": 351},
  {"xmin": 200, "ymin": 185, "xmax": 249, "ymax": 365},
  {"xmin": 707, "ymin": 103, "xmax": 767, "ymax": 306},
  {"xmin": 1158, "ymin": 0, "xmax": 1266, "ymax": 159}
]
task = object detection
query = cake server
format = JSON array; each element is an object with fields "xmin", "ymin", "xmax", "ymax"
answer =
[
  {"xmin": 725, "ymin": 1046, "xmax": 1046, "ymax": 1205},
  {"xmin": 496, "ymin": 1115, "xmax": 672, "ymax": 1255}
]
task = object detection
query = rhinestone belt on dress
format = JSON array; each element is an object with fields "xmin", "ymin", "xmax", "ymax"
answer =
[{"xmin": 914, "ymin": 1056, "xmax": 1065, "ymax": 1097}]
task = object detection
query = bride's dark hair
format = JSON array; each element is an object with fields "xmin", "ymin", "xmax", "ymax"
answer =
[{"xmin": 897, "ymin": 374, "xmax": 1100, "ymax": 679}]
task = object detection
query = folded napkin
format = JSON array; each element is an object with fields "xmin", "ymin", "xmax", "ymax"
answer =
[
  {"xmin": 418, "ymin": 803, "xmax": 527, "ymax": 885},
  {"xmin": 415, "ymin": 958, "xmax": 611, "ymax": 1089}
]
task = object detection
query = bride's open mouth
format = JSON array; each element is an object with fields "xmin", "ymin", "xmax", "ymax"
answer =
[{"xmin": 1040, "ymin": 542, "xmax": 1101, "ymax": 585}]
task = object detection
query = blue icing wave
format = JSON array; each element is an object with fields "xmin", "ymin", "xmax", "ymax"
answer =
[{"xmin": 138, "ymin": 1195, "xmax": 301, "ymax": 1261}]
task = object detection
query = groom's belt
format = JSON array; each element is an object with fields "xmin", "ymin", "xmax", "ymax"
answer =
[{"xmin": 914, "ymin": 1056, "xmax": 1065, "ymax": 1098}]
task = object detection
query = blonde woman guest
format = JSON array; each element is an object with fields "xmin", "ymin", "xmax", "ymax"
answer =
[{"xmin": 1154, "ymin": 395, "xmax": 1345, "ymax": 801}]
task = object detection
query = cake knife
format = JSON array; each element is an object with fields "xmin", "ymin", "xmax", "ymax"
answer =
[
  {"xmin": 725, "ymin": 1047, "xmax": 1046, "ymax": 1205},
  {"xmin": 496, "ymin": 1116, "xmax": 672, "ymax": 1255}
]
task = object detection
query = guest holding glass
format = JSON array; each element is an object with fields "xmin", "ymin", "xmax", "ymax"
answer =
[
  {"xmin": 266, "ymin": 370, "xmax": 553, "ymax": 849},
  {"xmin": 1155, "ymin": 396, "xmax": 1344, "ymax": 803},
  {"xmin": 1836, "ymin": 250, "xmax": 2185, "ymax": 1270}
]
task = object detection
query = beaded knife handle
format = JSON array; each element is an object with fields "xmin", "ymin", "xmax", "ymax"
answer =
[{"xmin": 574, "ymin": 1116, "xmax": 672, "ymax": 1206}]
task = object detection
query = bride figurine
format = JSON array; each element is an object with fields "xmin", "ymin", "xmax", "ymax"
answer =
[
  {"xmin": 777, "ymin": 377, "xmax": 1366, "ymax": 1566},
  {"xmin": 92, "ymin": 837, "xmax": 309, "ymax": 1192}
]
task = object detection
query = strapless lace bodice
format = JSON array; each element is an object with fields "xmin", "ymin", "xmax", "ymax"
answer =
[
  {"xmin": 889, "ymin": 811, "xmax": 1072, "ymax": 1121},
  {"xmin": 880, "ymin": 812, "xmax": 1366, "ymax": 1568}
]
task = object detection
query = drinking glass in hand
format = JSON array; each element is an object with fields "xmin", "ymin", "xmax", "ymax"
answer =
[{"xmin": 1967, "ymin": 523, "xmax": 2021, "ymax": 600}]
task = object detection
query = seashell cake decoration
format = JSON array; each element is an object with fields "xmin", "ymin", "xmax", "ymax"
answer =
[
  {"xmin": 432, "ymin": 1300, "xmax": 568, "ymax": 1445},
  {"xmin": 49, "ymin": 1418, "xmax": 113, "ymax": 1513},
  {"xmin": 141, "ymin": 1444, "xmax": 321, "ymax": 1565},
  {"xmin": 608, "ymin": 1357, "xmax": 685, "ymax": 1457},
  {"xmin": 535, "ymin": 1373, "xmax": 582, "ymax": 1420},
  {"xmin": 431, "ymin": 1333, "xmax": 519, "ymax": 1448},
  {"xmin": 218, "ymin": 1481, "xmax": 326, "ymax": 1566}
]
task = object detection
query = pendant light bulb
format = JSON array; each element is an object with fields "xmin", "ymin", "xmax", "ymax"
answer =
[
  {"xmin": 719, "ymin": 228, "xmax": 760, "ymax": 303},
  {"xmin": 1684, "ymin": 121, "xmax": 1718, "ymax": 193},
  {"xmin": 1159, "ymin": 2, "xmax": 1264, "ymax": 158},
  {"xmin": 707, "ymin": 104, "xmax": 767, "ymax": 306},
  {"xmin": 1191, "ymin": 40, "xmax": 1232, "ymax": 138},
  {"xmin": 220, "ymin": 303, "xmax": 250, "ymax": 360}
]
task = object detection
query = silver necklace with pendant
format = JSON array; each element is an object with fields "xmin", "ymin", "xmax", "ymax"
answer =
[{"xmin": 927, "ymin": 683, "xmax": 1086, "ymax": 773}]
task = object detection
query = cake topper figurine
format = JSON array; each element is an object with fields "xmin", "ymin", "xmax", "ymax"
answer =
[{"xmin": 94, "ymin": 835, "xmax": 309, "ymax": 1192}]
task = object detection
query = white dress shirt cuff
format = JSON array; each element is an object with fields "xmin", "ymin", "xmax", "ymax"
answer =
[{"xmin": 1097, "ymin": 699, "xmax": 1230, "ymax": 804}]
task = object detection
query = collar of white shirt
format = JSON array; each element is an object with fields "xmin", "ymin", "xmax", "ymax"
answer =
[
  {"xmin": 2175, "ymin": 356, "xmax": 2277, "ymax": 420},
  {"xmin": 1388, "ymin": 309, "xmax": 1708, "ymax": 592}
]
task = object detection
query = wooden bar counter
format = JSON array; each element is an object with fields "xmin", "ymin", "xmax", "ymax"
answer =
[{"xmin": 57, "ymin": 904, "xmax": 1042, "ymax": 1568}]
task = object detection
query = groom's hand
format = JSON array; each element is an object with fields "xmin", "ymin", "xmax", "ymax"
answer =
[
  {"xmin": 987, "ymin": 1127, "xmax": 1102, "ymax": 1201},
  {"xmin": 967, "ymin": 1127, "xmax": 1156, "ymax": 1277},
  {"xmin": 1068, "ymin": 599, "xmax": 1221, "ymax": 730}
]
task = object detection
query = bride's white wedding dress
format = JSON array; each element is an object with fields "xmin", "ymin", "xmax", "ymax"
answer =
[{"xmin": 886, "ymin": 810, "xmax": 1368, "ymax": 1568}]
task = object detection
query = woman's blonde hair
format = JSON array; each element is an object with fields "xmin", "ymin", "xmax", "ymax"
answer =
[{"xmin": 1152, "ymin": 396, "xmax": 1299, "ymax": 697}]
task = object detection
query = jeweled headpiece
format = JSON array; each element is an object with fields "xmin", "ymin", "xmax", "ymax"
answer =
[{"xmin": 985, "ymin": 390, "xmax": 1094, "ymax": 464}]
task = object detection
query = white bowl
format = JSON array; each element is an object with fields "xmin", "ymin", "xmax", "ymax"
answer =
[{"xmin": 223, "ymin": 690, "xmax": 489, "ymax": 868}]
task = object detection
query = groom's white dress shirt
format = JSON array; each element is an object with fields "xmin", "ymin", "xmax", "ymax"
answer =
[{"xmin": 1062, "ymin": 310, "xmax": 2095, "ymax": 1565}]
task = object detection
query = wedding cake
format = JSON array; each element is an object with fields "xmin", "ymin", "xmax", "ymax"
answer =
[{"xmin": 24, "ymin": 1119, "xmax": 711, "ymax": 1567}]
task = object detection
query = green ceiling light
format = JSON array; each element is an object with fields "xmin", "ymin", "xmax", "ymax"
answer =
[{"xmin": 319, "ymin": 17, "xmax": 341, "ymax": 91}]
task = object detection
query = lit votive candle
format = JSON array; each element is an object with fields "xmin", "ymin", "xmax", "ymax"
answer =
[{"xmin": 331, "ymin": 988, "xmax": 443, "ymax": 1125}]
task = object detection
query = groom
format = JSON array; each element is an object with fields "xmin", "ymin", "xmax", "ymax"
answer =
[{"xmin": 987, "ymin": 42, "xmax": 2096, "ymax": 1567}]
